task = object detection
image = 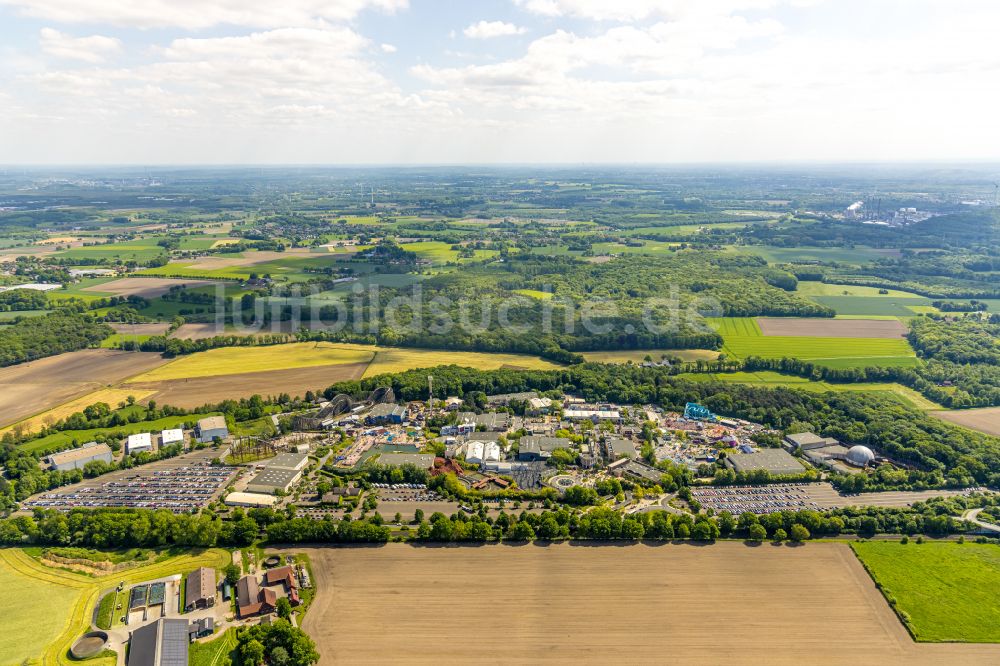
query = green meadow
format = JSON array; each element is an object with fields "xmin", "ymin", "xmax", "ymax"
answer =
[
  {"xmin": 707, "ymin": 317, "xmax": 919, "ymax": 368},
  {"xmin": 676, "ymin": 370, "xmax": 941, "ymax": 410},
  {"xmin": 852, "ymin": 541, "xmax": 1000, "ymax": 643}
]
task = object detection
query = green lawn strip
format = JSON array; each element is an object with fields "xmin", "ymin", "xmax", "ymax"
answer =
[
  {"xmin": 190, "ymin": 628, "xmax": 240, "ymax": 666},
  {"xmin": 19, "ymin": 411, "xmax": 221, "ymax": 455}
]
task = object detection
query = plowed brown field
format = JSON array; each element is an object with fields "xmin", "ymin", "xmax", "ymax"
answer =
[
  {"xmin": 0, "ymin": 350, "xmax": 169, "ymax": 427},
  {"xmin": 296, "ymin": 542, "xmax": 1000, "ymax": 666}
]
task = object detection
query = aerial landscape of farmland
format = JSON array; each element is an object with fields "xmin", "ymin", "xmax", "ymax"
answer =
[{"xmin": 1, "ymin": 1, "xmax": 1000, "ymax": 664}]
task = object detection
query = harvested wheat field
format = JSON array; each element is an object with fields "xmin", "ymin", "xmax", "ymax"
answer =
[
  {"xmin": 130, "ymin": 363, "xmax": 368, "ymax": 408},
  {"xmin": 296, "ymin": 542, "xmax": 1000, "ymax": 666},
  {"xmin": 110, "ymin": 322, "xmax": 170, "ymax": 336},
  {"xmin": 177, "ymin": 248, "xmax": 314, "ymax": 270},
  {"xmin": 169, "ymin": 322, "xmax": 225, "ymax": 340},
  {"xmin": 2, "ymin": 387, "xmax": 157, "ymax": 437},
  {"xmin": 757, "ymin": 317, "xmax": 908, "ymax": 338},
  {"xmin": 130, "ymin": 342, "xmax": 375, "ymax": 382},
  {"xmin": 0, "ymin": 350, "xmax": 168, "ymax": 428},
  {"xmin": 932, "ymin": 407, "xmax": 1000, "ymax": 436},
  {"xmin": 83, "ymin": 276, "xmax": 222, "ymax": 298}
]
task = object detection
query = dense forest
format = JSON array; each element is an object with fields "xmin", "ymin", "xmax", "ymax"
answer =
[
  {"xmin": 0, "ymin": 313, "xmax": 112, "ymax": 367},
  {"xmin": 0, "ymin": 288, "xmax": 49, "ymax": 311},
  {"xmin": 908, "ymin": 317, "xmax": 1000, "ymax": 365}
]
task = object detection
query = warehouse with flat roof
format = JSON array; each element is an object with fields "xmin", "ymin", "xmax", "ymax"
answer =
[
  {"xmin": 246, "ymin": 467, "xmax": 302, "ymax": 494},
  {"xmin": 126, "ymin": 432, "xmax": 153, "ymax": 455},
  {"xmin": 264, "ymin": 452, "xmax": 310, "ymax": 472},
  {"xmin": 224, "ymin": 492, "xmax": 279, "ymax": 508},
  {"xmin": 725, "ymin": 448, "xmax": 805, "ymax": 476},
  {"xmin": 48, "ymin": 442, "xmax": 113, "ymax": 471},
  {"xmin": 196, "ymin": 416, "xmax": 229, "ymax": 443}
]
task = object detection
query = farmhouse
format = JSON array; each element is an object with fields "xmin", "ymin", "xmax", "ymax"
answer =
[
  {"xmin": 196, "ymin": 416, "xmax": 229, "ymax": 443},
  {"xmin": 263, "ymin": 565, "xmax": 301, "ymax": 605},
  {"xmin": 237, "ymin": 575, "xmax": 276, "ymax": 618},
  {"xmin": 188, "ymin": 618, "xmax": 213, "ymax": 642},
  {"xmin": 48, "ymin": 442, "xmax": 112, "ymax": 471},
  {"xmin": 127, "ymin": 618, "xmax": 189, "ymax": 666},
  {"xmin": 126, "ymin": 432, "xmax": 153, "ymax": 455},
  {"xmin": 724, "ymin": 448, "xmax": 805, "ymax": 476},
  {"xmin": 184, "ymin": 567, "xmax": 216, "ymax": 611}
]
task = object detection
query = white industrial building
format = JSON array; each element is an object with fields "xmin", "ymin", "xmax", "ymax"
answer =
[
  {"xmin": 224, "ymin": 492, "xmax": 279, "ymax": 508},
  {"xmin": 48, "ymin": 442, "xmax": 113, "ymax": 471},
  {"xmin": 465, "ymin": 441, "xmax": 502, "ymax": 464},
  {"xmin": 197, "ymin": 416, "xmax": 229, "ymax": 443},
  {"xmin": 564, "ymin": 408, "xmax": 621, "ymax": 422},
  {"xmin": 160, "ymin": 429, "xmax": 184, "ymax": 446},
  {"xmin": 126, "ymin": 432, "xmax": 153, "ymax": 455}
]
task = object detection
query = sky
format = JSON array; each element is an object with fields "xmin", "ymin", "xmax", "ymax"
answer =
[{"xmin": 1, "ymin": 0, "xmax": 999, "ymax": 164}]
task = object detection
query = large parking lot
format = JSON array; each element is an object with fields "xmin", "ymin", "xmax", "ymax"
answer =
[
  {"xmin": 691, "ymin": 482, "xmax": 985, "ymax": 514},
  {"xmin": 692, "ymin": 484, "xmax": 818, "ymax": 514},
  {"xmin": 24, "ymin": 451, "xmax": 237, "ymax": 513},
  {"xmin": 373, "ymin": 483, "xmax": 444, "ymax": 502}
]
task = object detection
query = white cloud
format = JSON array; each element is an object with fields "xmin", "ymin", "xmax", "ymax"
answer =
[
  {"xmin": 39, "ymin": 27, "xmax": 122, "ymax": 62},
  {"xmin": 463, "ymin": 20, "xmax": 527, "ymax": 39},
  {"xmin": 514, "ymin": 0, "xmax": 796, "ymax": 22},
  {"xmin": 380, "ymin": 42, "xmax": 397, "ymax": 53},
  {"xmin": 1, "ymin": 0, "xmax": 408, "ymax": 29}
]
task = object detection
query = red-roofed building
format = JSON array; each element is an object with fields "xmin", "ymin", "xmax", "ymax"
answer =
[{"xmin": 263, "ymin": 565, "xmax": 301, "ymax": 606}]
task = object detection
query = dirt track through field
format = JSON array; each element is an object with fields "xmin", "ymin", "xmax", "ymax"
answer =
[
  {"xmin": 757, "ymin": 317, "xmax": 908, "ymax": 338},
  {"xmin": 130, "ymin": 363, "xmax": 368, "ymax": 408},
  {"xmin": 0, "ymin": 350, "xmax": 169, "ymax": 427},
  {"xmin": 295, "ymin": 542, "xmax": 1000, "ymax": 666},
  {"xmin": 932, "ymin": 407, "xmax": 1000, "ymax": 436}
]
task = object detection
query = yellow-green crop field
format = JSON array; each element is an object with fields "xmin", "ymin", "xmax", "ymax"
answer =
[
  {"xmin": 129, "ymin": 342, "xmax": 376, "ymax": 381},
  {"xmin": 513, "ymin": 289, "xmax": 554, "ymax": 300},
  {"xmin": 126, "ymin": 341, "xmax": 561, "ymax": 384},
  {"xmin": 362, "ymin": 347, "xmax": 560, "ymax": 377}
]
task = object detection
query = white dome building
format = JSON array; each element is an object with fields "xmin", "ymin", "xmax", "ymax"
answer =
[{"xmin": 846, "ymin": 445, "xmax": 876, "ymax": 468}]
